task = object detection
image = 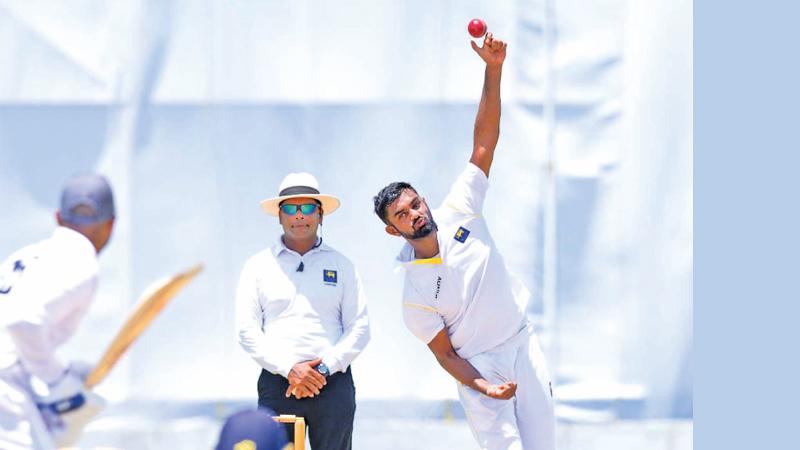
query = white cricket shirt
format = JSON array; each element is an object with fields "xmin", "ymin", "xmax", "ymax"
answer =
[
  {"xmin": 397, "ymin": 163, "xmax": 529, "ymax": 359},
  {"xmin": 236, "ymin": 238, "xmax": 370, "ymax": 377},
  {"xmin": 0, "ymin": 227, "xmax": 99, "ymax": 382}
]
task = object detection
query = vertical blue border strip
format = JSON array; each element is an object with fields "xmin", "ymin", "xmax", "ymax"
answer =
[{"xmin": 697, "ymin": 1, "xmax": 800, "ymax": 449}]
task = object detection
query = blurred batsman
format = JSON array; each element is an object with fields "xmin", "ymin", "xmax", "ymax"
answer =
[
  {"xmin": 0, "ymin": 174, "xmax": 115, "ymax": 449},
  {"xmin": 236, "ymin": 172, "xmax": 370, "ymax": 450},
  {"xmin": 373, "ymin": 33, "xmax": 555, "ymax": 449}
]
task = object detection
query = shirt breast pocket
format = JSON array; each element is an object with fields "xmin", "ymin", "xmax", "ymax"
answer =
[{"xmin": 298, "ymin": 280, "xmax": 341, "ymax": 318}]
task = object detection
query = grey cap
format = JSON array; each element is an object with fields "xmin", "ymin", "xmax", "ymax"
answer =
[{"xmin": 59, "ymin": 174, "xmax": 115, "ymax": 225}]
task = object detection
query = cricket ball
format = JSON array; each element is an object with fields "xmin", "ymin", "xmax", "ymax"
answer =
[{"xmin": 468, "ymin": 18, "xmax": 487, "ymax": 38}]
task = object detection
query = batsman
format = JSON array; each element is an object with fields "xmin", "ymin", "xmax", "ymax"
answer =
[
  {"xmin": 0, "ymin": 174, "xmax": 114, "ymax": 449},
  {"xmin": 373, "ymin": 32, "xmax": 555, "ymax": 449}
]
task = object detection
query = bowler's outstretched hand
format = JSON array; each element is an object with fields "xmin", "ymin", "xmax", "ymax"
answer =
[{"xmin": 471, "ymin": 32, "xmax": 507, "ymax": 67}]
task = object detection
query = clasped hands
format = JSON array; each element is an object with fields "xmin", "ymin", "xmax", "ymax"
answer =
[{"xmin": 285, "ymin": 358, "xmax": 327, "ymax": 400}]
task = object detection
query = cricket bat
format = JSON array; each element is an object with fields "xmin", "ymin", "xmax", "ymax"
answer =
[
  {"xmin": 84, "ymin": 263, "xmax": 204, "ymax": 388},
  {"xmin": 52, "ymin": 263, "xmax": 203, "ymax": 447}
]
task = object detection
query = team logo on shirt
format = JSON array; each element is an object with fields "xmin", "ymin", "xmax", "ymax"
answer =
[
  {"xmin": 323, "ymin": 269, "xmax": 338, "ymax": 285},
  {"xmin": 454, "ymin": 226, "xmax": 470, "ymax": 243}
]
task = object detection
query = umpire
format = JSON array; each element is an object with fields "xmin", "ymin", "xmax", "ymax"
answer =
[{"xmin": 235, "ymin": 172, "xmax": 370, "ymax": 450}]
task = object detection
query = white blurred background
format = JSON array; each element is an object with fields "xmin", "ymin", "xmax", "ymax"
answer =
[{"xmin": 0, "ymin": 0, "xmax": 691, "ymax": 448}]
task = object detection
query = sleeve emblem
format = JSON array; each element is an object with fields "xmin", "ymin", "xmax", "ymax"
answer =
[{"xmin": 454, "ymin": 227, "xmax": 470, "ymax": 243}]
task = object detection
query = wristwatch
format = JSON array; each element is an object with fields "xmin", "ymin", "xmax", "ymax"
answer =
[{"xmin": 316, "ymin": 362, "xmax": 330, "ymax": 378}]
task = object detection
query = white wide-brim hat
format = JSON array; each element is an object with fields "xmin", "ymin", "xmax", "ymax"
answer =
[{"xmin": 260, "ymin": 172, "xmax": 340, "ymax": 216}]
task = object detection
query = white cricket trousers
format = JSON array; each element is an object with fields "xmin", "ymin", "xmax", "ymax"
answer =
[
  {"xmin": 457, "ymin": 325, "xmax": 555, "ymax": 450},
  {"xmin": 0, "ymin": 364, "xmax": 56, "ymax": 450}
]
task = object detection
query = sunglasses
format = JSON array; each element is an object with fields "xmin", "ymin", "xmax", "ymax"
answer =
[{"xmin": 279, "ymin": 203, "xmax": 319, "ymax": 215}]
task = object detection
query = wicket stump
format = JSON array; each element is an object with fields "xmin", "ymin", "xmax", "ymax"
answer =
[{"xmin": 273, "ymin": 414, "xmax": 306, "ymax": 450}]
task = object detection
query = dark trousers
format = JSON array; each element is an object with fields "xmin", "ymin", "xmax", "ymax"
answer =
[{"xmin": 257, "ymin": 368, "xmax": 356, "ymax": 450}]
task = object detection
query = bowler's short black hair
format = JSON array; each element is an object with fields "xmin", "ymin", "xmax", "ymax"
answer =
[{"xmin": 373, "ymin": 182, "xmax": 417, "ymax": 224}]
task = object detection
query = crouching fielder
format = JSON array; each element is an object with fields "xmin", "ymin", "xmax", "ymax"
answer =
[
  {"xmin": 1, "ymin": 174, "xmax": 115, "ymax": 449},
  {"xmin": 372, "ymin": 33, "xmax": 555, "ymax": 450}
]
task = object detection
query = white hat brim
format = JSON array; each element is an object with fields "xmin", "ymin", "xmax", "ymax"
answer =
[{"xmin": 259, "ymin": 194, "xmax": 340, "ymax": 216}]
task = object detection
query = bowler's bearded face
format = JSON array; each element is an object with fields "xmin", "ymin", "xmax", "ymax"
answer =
[{"xmin": 386, "ymin": 189, "xmax": 437, "ymax": 240}]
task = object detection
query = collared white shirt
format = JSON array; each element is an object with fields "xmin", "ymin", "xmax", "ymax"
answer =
[
  {"xmin": 236, "ymin": 237, "xmax": 370, "ymax": 377},
  {"xmin": 0, "ymin": 227, "xmax": 99, "ymax": 382},
  {"xmin": 397, "ymin": 163, "xmax": 529, "ymax": 359}
]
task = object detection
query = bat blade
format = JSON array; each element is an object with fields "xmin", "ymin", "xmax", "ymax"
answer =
[{"xmin": 84, "ymin": 263, "xmax": 203, "ymax": 388}]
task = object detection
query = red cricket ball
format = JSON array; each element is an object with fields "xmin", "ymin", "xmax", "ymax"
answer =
[{"xmin": 468, "ymin": 18, "xmax": 487, "ymax": 38}]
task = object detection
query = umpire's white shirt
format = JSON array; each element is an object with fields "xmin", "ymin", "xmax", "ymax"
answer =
[
  {"xmin": 397, "ymin": 163, "xmax": 529, "ymax": 358},
  {"xmin": 236, "ymin": 238, "xmax": 370, "ymax": 378},
  {"xmin": 0, "ymin": 227, "xmax": 98, "ymax": 383}
]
